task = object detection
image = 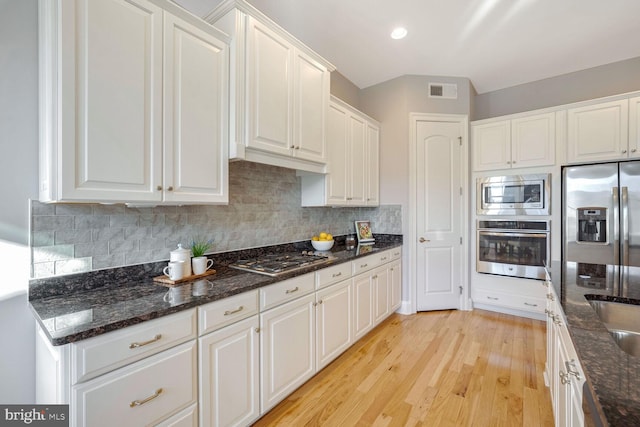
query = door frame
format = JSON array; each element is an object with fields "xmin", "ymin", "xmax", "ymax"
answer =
[{"xmin": 408, "ymin": 113, "xmax": 471, "ymax": 313}]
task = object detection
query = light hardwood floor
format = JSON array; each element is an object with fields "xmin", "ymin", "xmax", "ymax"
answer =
[{"xmin": 254, "ymin": 309, "xmax": 554, "ymax": 427}]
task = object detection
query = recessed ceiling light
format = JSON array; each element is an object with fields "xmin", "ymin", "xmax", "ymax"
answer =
[{"xmin": 390, "ymin": 27, "xmax": 408, "ymax": 40}]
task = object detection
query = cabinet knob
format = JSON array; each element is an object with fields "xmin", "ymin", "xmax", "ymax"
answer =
[
  {"xmin": 632, "ymin": 148, "xmax": 637, "ymax": 153},
  {"xmin": 157, "ymin": 185, "xmax": 162, "ymax": 191},
  {"xmin": 622, "ymin": 149, "xmax": 628, "ymax": 154},
  {"xmin": 167, "ymin": 186, "xmax": 174, "ymax": 191},
  {"xmin": 295, "ymin": 146, "xmax": 300, "ymax": 150}
]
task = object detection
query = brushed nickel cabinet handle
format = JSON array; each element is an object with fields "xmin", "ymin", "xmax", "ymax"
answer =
[
  {"xmin": 360, "ymin": 263, "xmax": 368, "ymax": 268},
  {"xmin": 332, "ymin": 272, "xmax": 342, "ymax": 278},
  {"xmin": 286, "ymin": 286, "xmax": 299, "ymax": 294},
  {"xmin": 524, "ymin": 302, "xmax": 538, "ymax": 307},
  {"xmin": 487, "ymin": 296, "xmax": 499, "ymax": 301},
  {"xmin": 419, "ymin": 237, "xmax": 430, "ymax": 243},
  {"xmin": 224, "ymin": 306, "xmax": 244, "ymax": 316},
  {"xmin": 130, "ymin": 388, "xmax": 163, "ymax": 408},
  {"xmin": 632, "ymin": 148, "xmax": 637, "ymax": 153},
  {"xmin": 622, "ymin": 149, "xmax": 627, "ymax": 154},
  {"xmin": 129, "ymin": 334, "xmax": 162, "ymax": 349}
]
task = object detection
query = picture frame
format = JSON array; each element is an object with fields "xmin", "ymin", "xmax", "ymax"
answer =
[{"xmin": 355, "ymin": 220, "xmax": 375, "ymax": 245}]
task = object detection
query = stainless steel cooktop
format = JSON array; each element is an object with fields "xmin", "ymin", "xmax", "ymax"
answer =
[{"xmin": 229, "ymin": 252, "xmax": 333, "ymax": 277}]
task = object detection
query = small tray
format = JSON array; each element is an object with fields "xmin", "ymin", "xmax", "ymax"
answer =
[{"xmin": 153, "ymin": 269, "xmax": 217, "ymax": 286}]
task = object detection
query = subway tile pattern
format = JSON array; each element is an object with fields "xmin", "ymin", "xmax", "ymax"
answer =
[{"xmin": 31, "ymin": 161, "xmax": 402, "ymax": 278}]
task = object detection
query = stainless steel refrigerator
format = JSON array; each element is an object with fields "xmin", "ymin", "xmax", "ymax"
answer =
[{"xmin": 563, "ymin": 161, "xmax": 640, "ymax": 271}]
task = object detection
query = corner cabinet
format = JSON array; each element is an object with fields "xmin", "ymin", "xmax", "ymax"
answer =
[
  {"xmin": 300, "ymin": 96, "xmax": 380, "ymax": 207},
  {"xmin": 207, "ymin": 2, "xmax": 333, "ymax": 173},
  {"xmin": 39, "ymin": 0, "xmax": 229, "ymax": 204},
  {"xmin": 472, "ymin": 112, "xmax": 556, "ymax": 171}
]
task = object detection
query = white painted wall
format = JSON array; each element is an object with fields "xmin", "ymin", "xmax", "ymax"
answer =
[{"xmin": 0, "ymin": 0, "xmax": 38, "ymax": 402}]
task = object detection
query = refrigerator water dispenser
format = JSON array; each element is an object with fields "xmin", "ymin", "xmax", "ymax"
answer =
[{"xmin": 577, "ymin": 208, "xmax": 607, "ymax": 243}]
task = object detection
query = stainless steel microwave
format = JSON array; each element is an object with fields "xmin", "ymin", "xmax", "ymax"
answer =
[{"xmin": 477, "ymin": 173, "xmax": 550, "ymax": 215}]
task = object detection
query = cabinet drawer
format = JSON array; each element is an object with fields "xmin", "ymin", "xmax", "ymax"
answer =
[
  {"xmin": 198, "ymin": 290, "xmax": 259, "ymax": 336},
  {"xmin": 352, "ymin": 255, "xmax": 381, "ymax": 275},
  {"xmin": 376, "ymin": 249, "xmax": 394, "ymax": 265},
  {"xmin": 260, "ymin": 273, "xmax": 315, "ymax": 311},
  {"xmin": 71, "ymin": 309, "xmax": 196, "ymax": 384},
  {"xmin": 316, "ymin": 262, "xmax": 352, "ymax": 289},
  {"xmin": 72, "ymin": 341, "xmax": 197, "ymax": 427},
  {"xmin": 389, "ymin": 247, "xmax": 402, "ymax": 261},
  {"xmin": 475, "ymin": 289, "xmax": 545, "ymax": 313}
]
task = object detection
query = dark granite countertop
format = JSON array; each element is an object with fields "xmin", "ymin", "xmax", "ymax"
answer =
[
  {"xmin": 548, "ymin": 260, "xmax": 640, "ymax": 426},
  {"xmin": 29, "ymin": 235, "xmax": 402, "ymax": 346}
]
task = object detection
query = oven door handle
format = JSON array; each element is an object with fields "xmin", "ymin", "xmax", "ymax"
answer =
[{"xmin": 478, "ymin": 231, "xmax": 549, "ymax": 238}]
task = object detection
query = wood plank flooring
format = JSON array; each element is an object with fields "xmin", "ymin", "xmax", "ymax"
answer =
[{"xmin": 253, "ymin": 309, "xmax": 553, "ymax": 427}]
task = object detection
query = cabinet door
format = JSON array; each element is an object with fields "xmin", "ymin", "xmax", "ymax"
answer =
[
  {"xmin": 325, "ymin": 102, "xmax": 349, "ymax": 205},
  {"xmin": 389, "ymin": 260, "xmax": 402, "ymax": 312},
  {"xmin": 366, "ymin": 123, "xmax": 380, "ymax": 206},
  {"xmin": 471, "ymin": 121, "xmax": 511, "ymax": 171},
  {"xmin": 348, "ymin": 114, "xmax": 367, "ymax": 205},
  {"xmin": 58, "ymin": 0, "xmax": 163, "ymax": 202},
  {"xmin": 293, "ymin": 50, "xmax": 328, "ymax": 163},
  {"xmin": 511, "ymin": 112, "xmax": 555, "ymax": 168},
  {"xmin": 199, "ymin": 316, "xmax": 259, "ymax": 427},
  {"xmin": 260, "ymin": 294, "xmax": 315, "ymax": 413},
  {"xmin": 316, "ymin": 280, "xmax": 352, "ymax": 370},
  {"xmin": 373, "ymin": 266, "xmax": 389, "ymax": 324},
  {"xmin": 629, "ymin": 96, "xmax": 640, "ymax": 159},
  {"xmin": 163, "ymin": 14, "xmax": 229, "ymax": 204},
  {"xmin": 567, "ymin": 99, "xmax": 629, "ymax": 163},
  {"xmin": 246, "ymin": 18, "xmax": 293, "ymax": 156},
  {"xmin": 352, "ymin": 273, "xmax": 373, "ymax": 340}
]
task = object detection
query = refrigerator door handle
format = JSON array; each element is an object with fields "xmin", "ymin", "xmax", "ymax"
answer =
[
  {"xmin": 622, "ymin": 186, "xmax": 629, "ymax": 266},
  {"xmin": 613, "ymin": 186, "xmax": 620, "ymax": 266}
]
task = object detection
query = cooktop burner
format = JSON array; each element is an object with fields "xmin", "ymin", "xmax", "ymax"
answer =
[{"xmin": 229, "ymin": 252, "xmax": 333, "ymax": 277}]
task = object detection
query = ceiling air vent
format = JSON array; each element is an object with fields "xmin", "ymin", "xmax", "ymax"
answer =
[{"xmin": 428, "ymin": 82, "xmax": 458, "ymax": 99}]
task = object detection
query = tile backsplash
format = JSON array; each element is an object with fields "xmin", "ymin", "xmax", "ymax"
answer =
[{"xmin": 31, "ymin": 161, "xmax": 402, "ymax": 278}]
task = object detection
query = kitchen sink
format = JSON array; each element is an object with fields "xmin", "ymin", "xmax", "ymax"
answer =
[{"xmin": 588, "ymin": 299, "xmax": 640, "ymax": 357}]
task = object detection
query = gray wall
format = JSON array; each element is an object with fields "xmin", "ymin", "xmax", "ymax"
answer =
[
  {"xmin": 330, "ymin": 70, "xmax": 361, "ymax": 109},
  {"xmin": 0, "ymin": 0, "xmax": 38, "ymax": 403},
  {"xmin": 474, "ymin": 56, "xmax": 640, "ymax": 120},
  {"xmin": 359, "ymin": 75, "xmax": 473, "ymax": 299}
]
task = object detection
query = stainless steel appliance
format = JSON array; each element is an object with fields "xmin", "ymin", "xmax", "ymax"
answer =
[
  {"xmin": 477, "ymin": 173, "xmax": 551, "ymax": 215},
  {"xmin": 563, "ymin": 161, "xmax": 640, "ymax": 268},
  {"xmin": 477, "ymin": 219, "xmax": 550, "ymax": 280},
  {"xmin": 229, "ymin": 252, "xmax": 333, "ymax": 277}
]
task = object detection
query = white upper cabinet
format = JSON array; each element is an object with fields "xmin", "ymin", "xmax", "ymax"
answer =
[
  {"xmin": 39, "ymin": 0, "xmax": 229, "ymax": 204},
  {"xmin": 207, "ymin": 2, "xmax": 333, "ymax": 173},
  {"xmin": 300, "ymin": 96, "xmax": 380, "ymax": 207},
  {"xmin": 625, "ymin": 96, "xmax": 640, "ymax": 160},
  {"xmin": 472, "ymin": 112, "xmax": 555, "ymax": 171},
  {"xmin": 163, "ymin": 13, "xmax": 229, "ymax": 204},
  {"xmin": 567, "ymin": 99, "xmax": 629, "ymax": 163}
]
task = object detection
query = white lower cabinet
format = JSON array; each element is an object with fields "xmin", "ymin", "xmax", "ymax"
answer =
[
  {"xmin": 315, "ymin": 279, "xmax": 353, "ymax": 370},
  {"xmin": 260, "ymin": 293, "xmax": 316, "ymax": 413},
  {"xmin": 353, "ymin": 272, "xmax": 374, "ymax": 341},
  {"xmin": 545, "ymin": 283, "xmax": 585, "ymax": 427},
  {"xmin": 199, "ymin": 315, "xmax": 259, "ymax": 427},
  {"xmin": 36, "ymin": 248, "xmax": 403, "ymax": 426},
  {"xmin": 389, "ymin": 260, "xmax": 402, "ymax": 312},
  {"xmin": 72, "ymin": 341, "xmax": 197, "ymax": 427},
  {"xmin": 372, "ymin": 265, "xmax": 390, "ymax": 324}
]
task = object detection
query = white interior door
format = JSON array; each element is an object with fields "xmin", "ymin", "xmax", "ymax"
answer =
[{"xmin": 415, "ymin": 119, "xmax": 464, "ymax": 311}]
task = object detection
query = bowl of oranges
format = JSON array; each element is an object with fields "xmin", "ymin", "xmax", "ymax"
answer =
[{"xmin": 311, "ymin": 232, "xmax": 334, "ymax": 251}]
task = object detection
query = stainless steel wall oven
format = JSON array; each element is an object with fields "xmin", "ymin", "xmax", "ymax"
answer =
[{"xmin": 477, "ymin": 219, "xmax": 550, "ymax": 280}]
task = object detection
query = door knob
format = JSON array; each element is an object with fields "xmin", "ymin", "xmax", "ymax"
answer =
[{"xmin": 419, "ymin": 237, "xmax": 430, "ymax": 243}]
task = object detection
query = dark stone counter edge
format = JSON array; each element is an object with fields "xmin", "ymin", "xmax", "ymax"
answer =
[{"xmin": 30, "ymin": 235, "xmax": 403, "ymax": 346}]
